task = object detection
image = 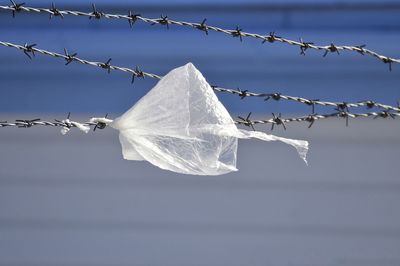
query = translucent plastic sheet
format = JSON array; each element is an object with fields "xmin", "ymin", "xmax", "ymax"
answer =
[{"xmin": 111, "ymin": 63, "xmax": 308, "ymax": 175}]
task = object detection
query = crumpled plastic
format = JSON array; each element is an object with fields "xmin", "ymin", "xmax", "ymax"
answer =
[
  {"xmin": 111, "ymin": 63, "xmax": 309, "ymax": 175},
  {"xmin": 60, "ymin": 119, "xmax": 90, "ymax": 135}
]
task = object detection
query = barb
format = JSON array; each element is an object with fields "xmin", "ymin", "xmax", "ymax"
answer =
[
  {"xmin": 1, "ymin": 40, "xmax": 399, "ymax": 114},
  {"xmin": 236, "ymin": 110, "xmax": 400, "ymax": 129},
  {"xmin": 0, "ymin": 3, "xmax": 399, "ymax": 68}
]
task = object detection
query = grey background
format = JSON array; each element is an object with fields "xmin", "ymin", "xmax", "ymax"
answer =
[{"xmin": 0, "ymin": 1, "xmax": 400, "ymax": 265}]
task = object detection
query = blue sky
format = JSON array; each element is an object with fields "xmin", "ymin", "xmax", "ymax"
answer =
[
  {"xmin": 32, "ymin": 0, "xmax": 400, "ymax": 5},
  {"xmin": 1, "ymin": 0, "xmax": 399, "ymax": 114}
]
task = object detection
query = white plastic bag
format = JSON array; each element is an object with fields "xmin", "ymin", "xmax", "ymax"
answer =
[{"xmin": 111, "ymin": 63, "xmax": 308, "ymax": 175}]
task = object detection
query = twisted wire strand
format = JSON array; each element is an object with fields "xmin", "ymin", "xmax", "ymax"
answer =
[
  {"xmin": 236, "ymin": 110, "xmax": 400, "ymax": 129},
  {"xmin": 1, "ymin": 110, "xmax": 398, "ymax": 131},
  {"xmin": 0, "ymin": 116, "xmax": 113, "ymax": 133},
  {"xmin": 0, "ymin": 120, "xmax": 98, "ymax": 128},
  {"xmin": 1, "ymin": 40, "xmax": 399, "ymax": 114},
  {"xmin": 0, "ymin": 3, "xmax": 399, "ymax": 69},
  {"xmin": 211, "ymin": 87, "xmax": 400, "ymax": 113},
  {"xmin": 0, "ymin": 41, "xmax": 161, "ymax": 79}
]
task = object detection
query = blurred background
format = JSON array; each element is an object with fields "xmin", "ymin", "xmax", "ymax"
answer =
[{"xmin": 0, "ymin": 0, "xmax": 400, "ymax": 265}]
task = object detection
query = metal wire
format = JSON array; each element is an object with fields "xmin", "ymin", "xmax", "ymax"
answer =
[
  {"xmin": 0, "ymin": 117, "xmax": 107, "ymax": 130},
  {"xmin": 236, "ymin": 110, "xmax": 400, "ymax": 129},
  {"xmin": 0, "ymin": 41, "xmax": 161, "ymax": 80},
  {"xmin": 0, "ymin": 2, "xmax": 399, "ymax": 69},
  {"xmin": 1, "ymin": 40, "xmax": 399, "ymax": 115},
  {"xmin": 212, "ymin": 88, "xmax": 400, "ymax": 113},
  {"xmin": 0, "ymin": 120, "xmax": 93, "ymax": 128},
  {"xmin": 1, "ymin": 110, "xmax": 399, "ymax": 132}
]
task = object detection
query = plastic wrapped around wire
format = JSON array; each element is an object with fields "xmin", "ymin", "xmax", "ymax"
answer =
[{"xmin": 109, "ymin": 63, "xmax": 309, "ymax": 175}]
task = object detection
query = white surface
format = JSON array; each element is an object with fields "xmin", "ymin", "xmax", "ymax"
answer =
[{"xmin": 0, "ymin": 119, "xmax": 399, "ymax": 265}]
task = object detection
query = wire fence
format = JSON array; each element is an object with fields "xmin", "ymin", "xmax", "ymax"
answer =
[
  {"xmin": 1, "ymin": 2, "xmax": 399, "ymax": 132},
  {"xmin": 1, "ymin": 40, "xmax": 399, "ymax": 131},
  {"xmin": 0, "ymin": 2, "xmax": 399, "ymax": 70}
]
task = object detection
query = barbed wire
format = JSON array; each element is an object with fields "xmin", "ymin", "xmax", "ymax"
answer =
[
  {"xmin": 0, "ymin": 119, "xmax": 95, "ymax": 129},
  {"xmin": 1, "ymin": 40, "xmax": 400, "ymax": 115},
  {"xmin": 212, "ymin": 87, "xmax": 400, "ymax": 113},
  {"xmin": 0, "ymin": 115, "xmax": 112, "ymax": 133},
  {"xmin": 236, "ymin": 110, "xmax": 400, "ymax": 130},
  {"xmin": 0, "ymin": 41, "xmax": 161, "ymax": 80},
  {"xmin": 0, "ymin": 2, "xmax": 399, "ymax": 70},
  {"xmin": 1, "ymin": 110, "xmax": 398, "ymax": 132}
]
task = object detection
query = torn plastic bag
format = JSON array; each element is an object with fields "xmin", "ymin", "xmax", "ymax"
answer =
[{"xmin": 111, "ymin": 63, "xmax": 309, "ymax": 175}]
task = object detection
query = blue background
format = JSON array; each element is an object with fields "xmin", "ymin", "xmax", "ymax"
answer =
[{"xmin": 1, "ymin": 0, "xmax": 399, "ymax": 116}]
